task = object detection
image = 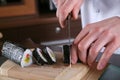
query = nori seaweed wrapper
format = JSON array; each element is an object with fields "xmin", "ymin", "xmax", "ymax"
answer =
[
  {"xmin": 63, "ymin": 45, "xmax": 70, "ymax": 64},
  {"xmin": 1, "ymin": 41, "xmax": 26, "ymax": 65},
  {"xmin": 33, "ymin": 48, "xmax": 46, "ymax": 65},
  {"xmin": 42, "ymin": 47, "xmax": 56, "ymax": 65}
]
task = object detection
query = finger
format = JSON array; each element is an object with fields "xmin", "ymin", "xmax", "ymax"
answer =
[
  {"xmin": 76, "ymin": 28, "xmax": 102, "ymax": 63},
  {"xmin": 97, "ymin": 40, "xmax": 119, "ymax": 70},
  {"xmin": 58, "ymin": 0, "xmax": 76, "ymax": 28},
  {"xmin": 77, "ymin": 48, "xmax": 87, "ymax": 63},
  {"xmin": 78, "ymin": 29, "xmax": 101, "ymax": 52},
  {"xmin": 72, "ymin": 0, "xmax": 83, "ymax": 19},
  {"xmin": 56, "ymin": 0, "xmax": 65, "ymax": 18},
  {"xmin": 88, "ymin": 31, "xmax": 113, "ymax": 66},
  {"xmin": 74, "ymin": 25, "xmax": 90, "ymax": 44},
  {"xmin": 71, "ymin": 45, "xmax": 78, "ymax": 64},
  {"xmin": 57, "ymin": 0, "xmax": 66, "ymax": 27}
]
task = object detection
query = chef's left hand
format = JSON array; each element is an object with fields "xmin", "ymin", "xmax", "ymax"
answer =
[{"xmin": 71, "ymin": 16, "xmax": 120, "ymax": 70}]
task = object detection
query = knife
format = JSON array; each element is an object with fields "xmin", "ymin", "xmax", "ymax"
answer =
[{"xmin": 66, "ymin": 13, "xmax": 72, "ymax": 67}]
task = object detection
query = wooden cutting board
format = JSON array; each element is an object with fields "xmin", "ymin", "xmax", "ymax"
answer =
[
  {"xmin": 0, "ymin": 52, "xmax": 104, "ymax": 80},
  {"xmin": 0, "ymin": 76, "xmax": 19, "ymax": 80}
]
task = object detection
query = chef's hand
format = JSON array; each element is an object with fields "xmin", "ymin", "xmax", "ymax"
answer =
[
  {"xmin": 71, "ymin": 16, "xmax": 120, "ymax": 70},
  {"xmin": 56, "ymin": 0, "xmax": 83, "ymax": 28}
]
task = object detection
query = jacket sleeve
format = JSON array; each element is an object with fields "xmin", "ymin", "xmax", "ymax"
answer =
[{"xmin": 51, "ymin": 0, "xmax": 57, "ymax": 8}]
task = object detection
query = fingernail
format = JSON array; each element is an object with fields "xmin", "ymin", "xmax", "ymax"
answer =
[
  {"xmin": 88, "ymin": 63, "xmax": 92, "ymax": 67},
  {"xmin": 75, "ymin": 15, "xmax": 78, "ymax": 20},
  {"xmin": 82, "ymin": 60, "xmax": 86, "ymax": 64},
  {"xmin": 71, "ymin": 58, "xmax": 77, "ymax": 64},
  {"xmin": 97, "ymin": 63, "xmax": 103, "ymax": 70},
  {"xmin": 71, "ymin": 60, "xmax": 75, "ymax": 64}
]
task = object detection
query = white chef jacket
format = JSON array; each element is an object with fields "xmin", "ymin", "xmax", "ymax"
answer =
[
  {"xmin": 52, "ymin": 0, "xmax": 120, "ymax": 54},
  {"xmin": 81, "ymin": 0, "xmax": 120, "ymax": 53},
  {"xmin": 81, "ymin": 0, "xmax": 120, "ymax": 28}
]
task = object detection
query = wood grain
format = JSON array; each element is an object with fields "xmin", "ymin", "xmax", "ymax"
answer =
[
  {"xmin": 0, "ymin": 76, "xmax": 20, "ymax": 80},
  {"xmin": 0, "ymin": 52, "xmax": 104, "ymax": 80},
  {"xmin": 81, "ymin": 64, "xmax": 105, "ymax": 80},
  {"xmin": 55, "ymin": 64, "xmax": 89, "ymax": 80}
]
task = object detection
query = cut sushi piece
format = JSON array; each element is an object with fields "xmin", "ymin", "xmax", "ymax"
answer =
[
  {"xmin": 2, "ymin": 41, "xmax": 33, "ymax": 67},
  {"xmin": 36, "ymin": 48, "xmax": 47, "ymax": 63},
  {"xmin": 42, "ymin": 47, "xmax": 56, "ymax": 64},
  {"xmin": 33, "ymin": 48, "xmax": 47, "ymax": 65},
  {"xmin": 21, "ymin": 49, "xmax": 33, "ymax": 68}
]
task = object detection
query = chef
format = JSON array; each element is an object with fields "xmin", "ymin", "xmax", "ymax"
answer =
[{"xmin": 52, "ymin": 0, "xmax": 120, "ymax": 70}]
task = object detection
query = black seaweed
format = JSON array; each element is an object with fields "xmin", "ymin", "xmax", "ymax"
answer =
[
  {"xmin": 42, "ymin": 48, "xmax": 55, "ymax": 65},
  {"xmin": 63, "ymin": 45, "xmax": 70, "ymax": 64},
  {"xmin": 33, "ymin": 48, "xmax": 46, "ymax": 65},
  {"xmin": 63, "ymin": 45, "xmax": 81, "ymax": 64}
]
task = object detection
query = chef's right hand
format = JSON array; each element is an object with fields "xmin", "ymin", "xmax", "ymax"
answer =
[{"xmin": 55, "ymin": 0, "xmax": 83, "ymax": 28}]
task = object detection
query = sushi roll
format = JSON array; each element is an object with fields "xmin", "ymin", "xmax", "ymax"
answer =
[
  {"xmin": 33, "ymin": 48, "xmax": 47, "ymax": 65},
  {"xmin": 1, "ymin": 41, "xmax": 33, "ymax": 67},
  {"xmin": 42, "ymin": 47, "xmax": 56, "ymax": 64}
]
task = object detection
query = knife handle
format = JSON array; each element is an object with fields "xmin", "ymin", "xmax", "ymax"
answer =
[{"xmin": 67, "ymin": 13, "xmax": 72, "ymax": 20}]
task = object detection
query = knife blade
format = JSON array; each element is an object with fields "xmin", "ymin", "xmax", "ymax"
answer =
[{"xmin": 66, "ymin": 13, "xmax": 72, "ymax": 67}]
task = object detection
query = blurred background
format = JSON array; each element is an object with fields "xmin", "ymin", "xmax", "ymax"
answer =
[{"xmin": 0, "ymin": 0, "xmax": 81, "ymax": 49}]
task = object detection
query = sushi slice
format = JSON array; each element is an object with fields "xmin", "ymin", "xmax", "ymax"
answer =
[
  {"xmin": 33, "ymin": 48, "xmax": 47, "ymax": 65},
  {"xmin": 21, "ymin": 49, "xmax": 33, "ymax": 68},
  {"xmin": 42, "ymin": 47, "xmax": 56, "ymax": 64}
]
